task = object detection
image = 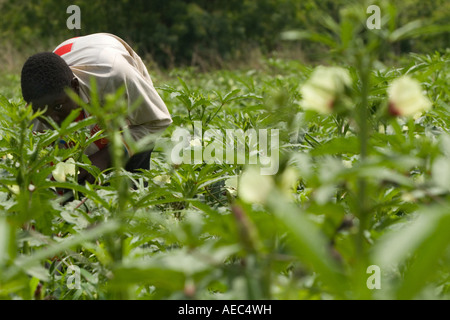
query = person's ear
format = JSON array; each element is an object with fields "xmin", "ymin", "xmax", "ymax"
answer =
[{"xmin": 71, "ymin": 77, "xmax": 80, "ymax": 95}]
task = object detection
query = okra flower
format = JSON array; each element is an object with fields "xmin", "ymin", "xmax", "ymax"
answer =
[
  {"xmin": 299, "ymin": 66, "xmax": 352, "ymax": 114},
  {"xmin": 6, "ymin": 184, "xmax": 35, "ymax": 195},
  {"xmin": 52, "ymin": 158, "xmax": 77, "ymax": 183},
  {"xmin": 189, "ymin": 138, "xmax": 202, "ymax": 147},
  {"xmin": 387, "ymin": 75, "xmax": 432, "ymax": 117},
  {"xmin": 279, "ymin": 166, "xmax": 299, "ymax": 197},
  {"xmin": 153, "ymin": 174, "xmax": 171, "ymax": 186},
  {"xmin": 238, "ymin": 167, "xmax": 274, "ymax": 204},
  {"xmin": 7, "ymin": 185, "xmax": 20, "ymax": 195},
  {"xmin": 224, "ymin": 175, "xmax": 238, "ymax": 196}
]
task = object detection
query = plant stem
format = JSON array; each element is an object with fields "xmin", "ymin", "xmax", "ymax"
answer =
[{"xmin": 356, "ymin": 54, "xmax": 371, "ymax": 260}]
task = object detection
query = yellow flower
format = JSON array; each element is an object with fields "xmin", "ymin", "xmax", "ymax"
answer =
[
  {"xmin": 279, "ymin": 166, "xmax": 300, "ymax": 197},
  {"xmin": 52, "ymin": 158, "xmax": 77, "ymax": 183},
  {"xmin": 7, "ymin": 185, "xmax": 20, "ymax": 195},
  {"xmin": 224, "ymin": 176, "xmax": 238, "ymax": 196},
  {"xmin": 189, "ymin": 138, "xmax": 202, "ymax": 147},
  {"xmin": 238, "ymin": 167, "xmax": 274, "ymax": 204},
  {"xmin": 153, "ymin": 174, "xmax": 171, "ymax": 186},
  {"xmin": 299, "ymin": 66, "xmax": 352, "ymax": 114},
  {"xmin": 388, "ymin": 76, "xmax": 432, "ymax": 117}
]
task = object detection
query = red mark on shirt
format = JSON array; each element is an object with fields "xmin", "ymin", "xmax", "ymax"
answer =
[{"xmin": 54, "ymin": 42, "xmax": 74, "ymax": 56}]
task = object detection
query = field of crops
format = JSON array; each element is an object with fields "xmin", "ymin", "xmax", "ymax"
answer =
[{"xmin": 0, "ymin": 6, "xmax": 449, "ymax": 301}]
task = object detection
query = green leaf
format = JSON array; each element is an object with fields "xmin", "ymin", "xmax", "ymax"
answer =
[
  {"xmin": 389, "ymin": 21, "xmax": 450, "ymax": 42},
  {"xmin": 0, "ymin": 217, "xmax": 15, "ymax": 268},
  {"xmin": 310, "ymin": 136, "xmax": 359, "ymax": 156},
  {"xmin": 41, "ymin": 180, "xmax": 111, "ymax": 209},
  {"xmin": 7, "ymin": 221, "xmax": 120, "ymax": 280},
  {"xmin": 60, "ymin": 108, "xmax": 82, "ymax": 132},
  {"xmin": 178, "ymin": 77, "xmax": 190, "ymax": 93},
  {"xmin": 266, "ymin": 190, "xmax": 348, "ymax": 296},
  {"xmin": 372, "ymin": 205, "xmax": 450, "ymax": 299}
]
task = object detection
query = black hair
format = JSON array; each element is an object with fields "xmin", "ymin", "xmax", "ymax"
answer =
[{"xmin": 21, "ymin": 52, "xmax": 73, "ymax": 103}]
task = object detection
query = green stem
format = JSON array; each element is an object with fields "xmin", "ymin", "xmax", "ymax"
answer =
[{"xmin": 356, "ymin": 54, "xmax": 371, "ymax": 260}]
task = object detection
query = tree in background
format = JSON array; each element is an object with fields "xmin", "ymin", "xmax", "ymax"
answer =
[{"xmin": 0, "ymin": 0, "xmax": 448, "ymax": 68}]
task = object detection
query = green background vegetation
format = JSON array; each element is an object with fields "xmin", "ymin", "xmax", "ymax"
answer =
[{"xmin": 0, "ymin": 0, "xmax": 448, "ymax": 70}]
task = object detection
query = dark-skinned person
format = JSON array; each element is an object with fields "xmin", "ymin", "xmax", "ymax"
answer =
[{"xmin": 20, "ymin": 33, "xmax": 172, "ymax": 185}]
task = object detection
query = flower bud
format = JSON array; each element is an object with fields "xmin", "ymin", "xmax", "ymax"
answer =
[
  {"xmin": 52, "ymin": 158, "xmax": 77, "ymax": 183},
  {"xmin": 387, "ymin": 76, "xmax": 431, "ymax": 117},
  {"xmin": 153, "ymin": 174, "xmax": 171, "ymax": 186},
  {"xmin": 299, "ymin": 66, "xmax": 352, "ymax": 114},
  {"xmin": 238, "ymin": 167, "xmax": 274, "ymax": 204}
]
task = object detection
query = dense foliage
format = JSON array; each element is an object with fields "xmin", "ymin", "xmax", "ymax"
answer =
[
  {"xmin": 0, "ymin": 0, "xmax": 448, "ymax": 67},
  {"xmin": 0, "ymin": 1, "xmax": 449, "ymax": 301}
]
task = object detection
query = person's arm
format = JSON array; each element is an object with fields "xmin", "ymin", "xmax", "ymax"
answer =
[{"xmin": 77, "ymin": 145, "xmax": 111, "ymax": 184}]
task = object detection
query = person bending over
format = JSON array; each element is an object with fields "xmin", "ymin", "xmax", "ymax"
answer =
[{"xmin": 20, "ymin": 33, "xmax": 172, "ymax": 183}]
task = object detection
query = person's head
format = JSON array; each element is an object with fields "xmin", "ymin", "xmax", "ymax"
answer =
[{"xmin": 21, "ymin": 52, "xmax": 80, "ymax": 126}]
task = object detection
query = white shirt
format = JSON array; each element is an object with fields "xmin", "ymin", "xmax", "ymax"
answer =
[{"xmin": 37, "ymin": 33, "xmax": 172, "ymax": 156}]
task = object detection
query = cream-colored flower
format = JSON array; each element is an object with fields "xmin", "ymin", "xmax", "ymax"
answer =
[
  {"xmin": 189, "ymin": 138, "xmax": 202, "ymax": 147},
  {"xmin": 299, "ymin": 66, "xmax": 352, "ymax": 114},
  {"xmin": 342, "ymin": 160, "xmax": 353, "ymax": 168},
  {"xmin": 1, "ymin": 154, "xmax": 13, "ymax": 160},
  {"xmin": 238, "ymin": 167, "xmax": 274, "ymax": 204},
  {"xmin": 153, "ymin": 174, "xmax": 171, "ymax": 186},
  {"xmin": 224, "ymin": 176, "xmax": 238, "ymax": 196},
  {"xmin": 388, "ymin": 76, "xmax": 432, "ymax": 117},
  {"xmin": 7, "ymin": 185, "xmax": 20, "ymax": 195},
  {"xmin": 279, "ymin": 166, "xmax": 300, "ymax": 196},
  {"xmin": 52, "ymin": 158, "xmax": 77, "ymax": 183}
]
